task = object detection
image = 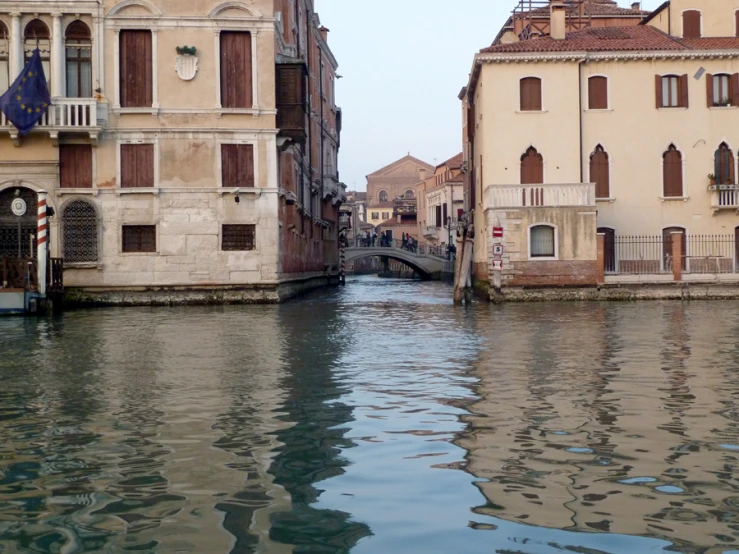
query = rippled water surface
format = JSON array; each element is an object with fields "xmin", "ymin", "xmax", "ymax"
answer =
[{"xmin": 2, "ymin": 276, "xmax": 739, "ymax": 553}]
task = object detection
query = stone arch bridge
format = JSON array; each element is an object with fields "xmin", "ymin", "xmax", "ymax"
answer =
[{"xmin": 344, "ymin": 241, "xmax": 447, "ymax": 280}]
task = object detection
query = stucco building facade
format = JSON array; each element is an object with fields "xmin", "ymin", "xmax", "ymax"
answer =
[
  {"xmin": 0, "ymin": 0, "xmax": 343, "ymax": 305},
  {"xmin": 417, "ymin": 152, "xmax": 464, "ymax": 249},
  {"xmin": 463, "ymin": 0, "xmax": 739, "ymax": 295}
]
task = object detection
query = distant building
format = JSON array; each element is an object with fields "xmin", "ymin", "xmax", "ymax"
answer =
[
  {"xmin": 417, "ymin": 153, "xmax": 465, "ymax": 248},
  {"xmin": 462, "ymin": 0, "xmax": 739, "ymax": 297}
]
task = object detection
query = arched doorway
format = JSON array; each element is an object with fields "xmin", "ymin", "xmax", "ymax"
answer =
[{"xmin": 0, "ymin": 187, "xmax": 38, "ymax": 259}]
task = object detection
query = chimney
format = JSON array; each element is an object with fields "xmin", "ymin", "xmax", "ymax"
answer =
[
  {"xmin": 319, "ymin": 26, "xmax": 329, "ymax": 42},
  {"xmin": 631, "ymin": 2, "xmax": 641, "ymax": 11},
  {"xmin": 550, "ymin": 0, "xmax": 566, "ymax": 40}
]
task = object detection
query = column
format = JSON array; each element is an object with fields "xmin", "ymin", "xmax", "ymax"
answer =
[
  {"xmin": 151, "ymin": 29, "xmax": 158, "ymax": 109},
  {"xmin": 596, "ymin": 232, "xmax": 605, "ymax": 285},
  {"xmin": 672, "ymin": 232, "xmax": 683, "ymax": 282},
  {"xmin": 9, "ymin": 13, "xmax": 22, "ymax": 79},
  {"xmin": 51, "ymin": 14, "xmax": 64, "ymax": 97},
  {"xmin": 93, "ymin": 16, "xmax": 104, "ymax": 94},
  {"xmin": 37, "ymin": 191, "xmax": 48, "ymax": 296},
  {"xmin": 251, "ymin": 30, "xmax": 258, "ymax": 109}
]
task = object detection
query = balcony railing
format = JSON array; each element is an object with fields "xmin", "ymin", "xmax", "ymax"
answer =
[
  {"xmin": 0, "ymin": 98, "xmax": 99, "ymax": 130},
  {"xmin": 485, "ymin": 183, "xmax": 596, "ymax": 209},
  {"xmin": 711, "ymin": 185, "xmax": 739, "ymax": 213},
  {"xmin": 424, "ymin": 226, "xmax": 439, "ymax": 237}
]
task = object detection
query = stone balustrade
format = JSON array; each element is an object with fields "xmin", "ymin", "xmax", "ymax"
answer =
[{"xmin": 485, "ymin": 183, "xmax": 596, "ymax": 209}]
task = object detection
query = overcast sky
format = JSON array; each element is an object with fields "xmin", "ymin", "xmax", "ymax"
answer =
[{"xmin": 315, "ymin": 0, "xmax": 665, "ymax": 191}]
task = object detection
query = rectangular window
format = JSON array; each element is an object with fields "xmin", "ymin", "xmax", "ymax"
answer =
[
  {"xmin": 657, "ymin": 75, "xmax": 688, "ymax": 108},
  {"xmin": 119, "ymin": 30, "xmax": 152, "ymax": 108},
  {"xmin": 220, "ymin": 31, "xmax": 253, "ymax": 108},
  {"xmin": 382, "ymin": 212, "xmax": 390, "ymax": 220},
  {"xmin": 122, "ymin": 225, "xmax": 156, "ymax": 253},
  {"xmin": 435, "ymin": 205, "xmax": 442, "ymax": 227},
  {"xmin": 66, "ymin": 44, "xmax": 92, "ymax": 98},
  {"xmin": 371, "ymin": 212, "xmax": 379, "ymax": 221},
  {"xmin": 222, "ymin": 224, "xmax": 256, "ymax": 251},
  {"xmin": 520, "ymin": 77, "xmax": 542, "ymax": 111},
  {"xmin": 120, "ymin": 144, "xmax": 154, "ymax": 188},
  {"xmin": 530, "ymin": 226, "xmax": 555, "ymax": 257},
  {"xmin": 59, "ymin": 145, "xmax": 93, "ymax": 188},
  {"xmin": 442, "ymin": 203, "xmax": 448, "ymax": 225},
  {"xmin": 221, "ymin": 144, "xmax": 255, "ymax": 187},
  {"xmin": 588, "ymin": 76, "xmax": 608, "ymax": 110}
]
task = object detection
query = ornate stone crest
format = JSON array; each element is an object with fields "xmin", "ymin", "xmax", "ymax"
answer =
[{"xmin": 175, "ymin": 46, "xmax": 198, "ymax": 81}]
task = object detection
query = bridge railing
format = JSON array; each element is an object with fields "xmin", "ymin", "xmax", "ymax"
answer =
[{"xmin": 349, "ymin": 237, "xmax": 448, "ymax": 259}]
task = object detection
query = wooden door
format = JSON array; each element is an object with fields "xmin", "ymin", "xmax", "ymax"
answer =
[{"xmin": 597, "ymin": 227, "xmax": 615, "ymax": 273}]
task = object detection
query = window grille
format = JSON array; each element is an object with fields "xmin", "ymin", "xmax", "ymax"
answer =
[
  {"xmin": 122, "ymin": 225, "xmax": 156, "ymax": 253},
  {"xmin": 62, "ymin": 200, "xmax": 98, "ymax": 262},
  {"xmin": 222, "ymin": 224, "xmax": 255, "ymax": 251}
]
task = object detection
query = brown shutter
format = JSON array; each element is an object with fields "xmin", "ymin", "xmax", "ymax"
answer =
[
  {"xmin": 655, "ymin": 75, "xmax": 663, "ymax": 108},
  {"xmin": 683, "ymin": 10, "xmax": 701, "ymax": 38},
  {"xmin": 531, "ymin": 79, "xmax": 541, "ymax": 111},
  {"xmin": 706, "ymin": 73, "xmax": 714, "ymax": 107},
  {"xmin": 238, "ymin": 144, "xmax": 255, "ymax": 187},
  {"xmin": 59, "ymin": 145, "xmax": 76, "ymax": 188},
  {"xmin": 520, "ymin": 78, "xmax": 541, "ymax": 111},
  {"xmin": 119, "ymin": 31, "xmax": 152, "ymax": 108},
  {"xmin": 663, "ymin": 148, "xmax": 683, "ymax": 197},
  {"xmin": 679, "ymin": 74, "xmax": 689, "ymax": 108},
  {"xmin": 120, "ymin": 144, "xmax": 136, "ymax": 187},
  {"xmin": 520, "ymin": 79, "xmax": 528, "ymax": 110},
  {"xmin": 736, "ymin": 10, "xmax": 739, "ymax": 37},
  {"xmin": 139, "ymin": 144, "xmax": 154, "ymax": 188},
  {"xmin": 221, "ymin": 144, "xmax": 237, "ymax": 187},
  {"xmin": 588, "ymin": 77, "xmax": 607, "ymax": 110},
  {"xmin": 67, "ymin": 145, "xmax": 93, "ymax": 188},
  {"xmin": 590, "ymin": 149, "xmax": 609, "ymax": 198},
  {"xmin": 731, "ymin": 74, "xmax": 739, "ymax": 107},
  {"xmin": 220, "ymin": 32, "xmax": 253, "ymax": 108},
  {"xmin": 521, "ymin": 149, "xmax": 543, "ymax": 184}
]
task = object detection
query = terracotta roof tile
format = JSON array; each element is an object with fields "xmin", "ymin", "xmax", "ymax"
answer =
[
  {"xmin": 680, "ymin": 37, "xmax": 739, "ymax": 50},
  {"xmin": 437, "ymin": 152, "xmax": 464, "ymax": 170},
  {"xmin": 522, "ymin": 0, "xmax": 649, "ymax": 17},
  {"xmin": 481, "ymin": 26, "xmax": 688, "ymax": 54}
]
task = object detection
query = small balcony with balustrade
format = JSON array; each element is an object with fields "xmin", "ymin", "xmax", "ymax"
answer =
[
  {"xmin": 0, "ymin": 98, "xmax": 104, "ymax": 146},
  {"xmin": 710, "ymin": 184, "xmax": 739, "ymax": 214},
  {"xmin": 484, "ymin": 183, "xmax": 596, "ymax": 210}
]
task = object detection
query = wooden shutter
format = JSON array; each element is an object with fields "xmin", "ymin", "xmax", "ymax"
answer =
[
  {"xmin": 679, "ymin": 74, "xmax": 689, "ymax": 108},
  {"xmin": 220, "ymin": 32, "xmax": 253, "ymax": 108},
  {"xmin": 521, "ymin": 149, "xmax": 543, "ymax": 184},
  {"xmin": 588, "ymin": 77, "xmax": 607, "ymax": 110},
  {"xmin": 663, "ymin": 147, "xmax": 683, "ymax": 197},
  {"xmin": 119, "ymin": 31, "xmax": 152, "ymax": 108},
  {"xmin": 121, "ymin": 144, "xmax": 154, "ymax": 188},
  {"xmin": 520, "ymin": 78, "xmax": 541, "ymax": 111},
  {"xmin": 59, "ymin": 145, "xmax": 93, "ymax": 189},
  {"xmin": 590, "ymin": 148, "xmax": 609, "ymax": 198},
  {"xmin": 706, "ymin": 73, "xmax": 714, "ymax": 107},
  {"xmin": 731, "ymin": 74, "xmax": 739, "ymax": 107},
  {"xmin": 683, "ymin": 10, "xmax": 701, "ymax": 38},
  {"xmin": 736, "ymin": 10, "xmax": 739, "ymax": 37},
  {"xmin": 238, "ymin": 144, "xmax": 255, "ymax": 187},
  {"xmin": 655, "ymin": 75, "xmax": 663, "ymax": 108}
]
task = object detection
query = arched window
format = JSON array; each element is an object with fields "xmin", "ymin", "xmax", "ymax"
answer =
[
  {"xmin": 65, "ymin": 20, "xmax": 92, "ymax": 98},
  {"xmin": 379, "ymin": 190, "xmax": 388, "ymax": 202},
  {"xmin": 588, "ymin": 76, "xmax": 608, "ymax": 110},
  {"xmin": 520, "ymin": 77, "xmax": 542, "ymax": 111},
  {"xmin": 530, "ymin": 225, "xmax": 556, "ymax": 258},
  {"xmin": 663, "ymin": 145, "xmax": 683, "ymax": 197},
  {"xmin": 404, "ymin": 189, "xmax": 414, "ymax": 199},
  {"xmin": 521, "ymin": 147, "xmax": 543, "ymax": 184},
  {"xmin": 682, "ymin": 10, "xmax": 701, "ymax": 38},
  {"xmin": 62, "ymin": 200, "xmax": 98, "ymax": 263},
  {"xmin": 0, "ymin": 22, "xmax": 8, "ymax": 95},
  {"xmin": 24, "ymin": 19, "xmax": 51, "ymax": 81},
  {"xmin": 590, "ymin": 145, "xmax": 610, "ymax": 198},
  {"xmin": 715, "ymin": 143, "xmax": 735, "ymax": 185}
]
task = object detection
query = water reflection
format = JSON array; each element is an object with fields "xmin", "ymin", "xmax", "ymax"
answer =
[{"xmin": 462, "ymin": 301, "xmax": 739, "ymax": 551}]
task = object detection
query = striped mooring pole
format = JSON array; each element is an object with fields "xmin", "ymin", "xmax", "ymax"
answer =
[{"xmin": 37, "ymin": 191, "xmax": 47, "ymax": 296}]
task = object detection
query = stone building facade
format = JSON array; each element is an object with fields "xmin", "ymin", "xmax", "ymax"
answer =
[
  {"xmin": 417, "ymin": 153, "xmax": 464, "ymax": 248},
  {"xmin": 463, "ymin": 0, "xmax": 739, "ymax": 296},
  {"xmin": 0, "ymin": 0, "xmax": 343, "ymax": 304}
]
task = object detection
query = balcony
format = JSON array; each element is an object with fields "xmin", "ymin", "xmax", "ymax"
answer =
[
  {"xmin": 393, "ymin": 198, "xmax": 417, "ymax": 216},
  {"xmin": 323, "ymin": 173, "xmax": 346, "ymax": 205},
  {"xmin": 485, "ymin": 183, "xmax": 596, "ymax": 210},
  {"xmin": 424, "ymin": 225, "xmax": 439, "ymax": 238},
  {"xmin": 0, "ymin": 98, "xmax": 103, "ymax": 145},
  {"xmin": 710, "ymin": 185, "xmax": 739, "ymax": 214}
]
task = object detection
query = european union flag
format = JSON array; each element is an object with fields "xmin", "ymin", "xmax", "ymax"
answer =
[{"xmin": 0, "ymin": 49, "xmax": 51, "ymax": 135}]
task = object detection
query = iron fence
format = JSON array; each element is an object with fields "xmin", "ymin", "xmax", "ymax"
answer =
[{"xmin": 610, "ymin": 234, "xmax": 738, "ymax": 275}]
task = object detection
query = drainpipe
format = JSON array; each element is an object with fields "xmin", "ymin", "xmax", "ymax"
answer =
[
  {"xmin": 37, "ymin": 191, "xmax": 47, "ymax": 296},
  {"xmin": 578, "ymin": 56, "xmax": 587, "ymax": 184}
]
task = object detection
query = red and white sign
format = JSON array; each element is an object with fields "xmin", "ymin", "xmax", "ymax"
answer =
[
  {"xmin": 492, "ymin": 259, "xmax": 503, "ymax": 270},
  {"xmin": 493, "ymin": 244, "xmax": 505, "ymax": 257},
  {"xmin": 492, "ymin": 226, "xmax": 504, "ymax": 238}
]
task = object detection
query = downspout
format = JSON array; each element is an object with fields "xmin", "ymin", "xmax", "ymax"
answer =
[{"xmin": 578, "ymin": 55, "xmax": 587, "ymax": 184}]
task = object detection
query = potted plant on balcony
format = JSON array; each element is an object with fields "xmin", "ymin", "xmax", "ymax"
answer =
[
  {"xmin": 707, "ymin": 174, "xmax": 717, "ymax": 190},
  {"xmin": 715, "ymin": 97, "xmax": 733, "ymax": 107}
]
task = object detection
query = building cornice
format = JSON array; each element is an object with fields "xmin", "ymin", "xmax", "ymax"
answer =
[{"xmin": 475, "ymin": 49, "xmax": 739, "ymax": 65}]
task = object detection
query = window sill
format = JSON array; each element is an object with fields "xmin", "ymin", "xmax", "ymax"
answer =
[
  {"xmin": 116, "ymin": 188, "xmax": 160, "ymax": 196},
  {"xmin": 118, "ymin": 252, "xmax": 159, "ymax": 256},
  {"xmin": 528, "ymin": 256, "xmax": 558, "ymax": 261},
  {"xmin": 710, "ymin": 105, "xmax": 738, "ymax": 110},
  {"xmin": 657, "ymin": 107, "xmax": 688, "ymax": 111},
  {"xmin": 64, "ymin": 262, "xmax": 101, "ymax": 269},
  {"xmin": 515, "ymin": 110, "xmax": 548, "ymax": 114},
  {"xmin": 55, "ymin": 188, "xmax": 99, "ymax": 196},
  {"xmin": 660, "ymin": 196, "xmax": 690, "ymax": 202},
  {"xmin": 113, "ymin": 107, "xmax": 159, "ymax": 116},
  {"xmin": 584, "ymin": 108, "xmax": 613, "ymax": 113},
  {"xmin": 216, "ymin": 107, "xmax": 261, "ymax": 117},
  {"xmin": 218, "ymin": 187, "xmax": 259, "ymax": 196},
  {"xmin": 596, "ymin": 197, "xmax": 616, "ymax": 203}
]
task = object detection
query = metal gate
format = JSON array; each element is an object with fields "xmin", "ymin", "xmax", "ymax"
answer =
[{"xmin": 0, "ymin": 187, "xmax": 38, "ymax": 259}]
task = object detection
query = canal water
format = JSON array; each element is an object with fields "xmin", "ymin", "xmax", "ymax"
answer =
[{"xmin": 2, "ymin": 276, "xmax": 739, "ymax": 553}]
